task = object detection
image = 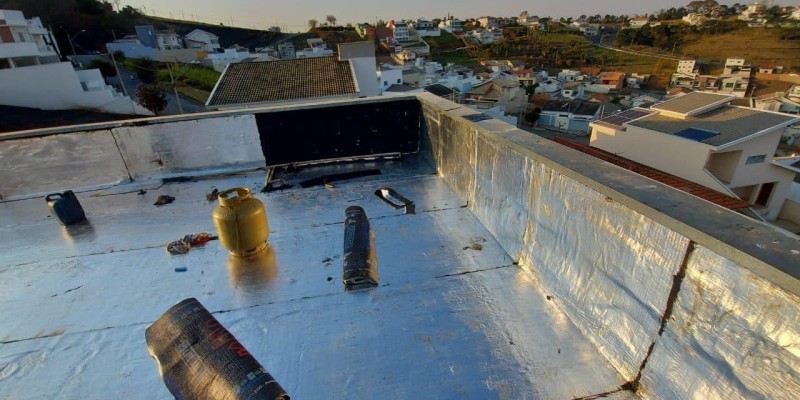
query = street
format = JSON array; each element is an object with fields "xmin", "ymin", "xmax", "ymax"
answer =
[{"xmin": 113, "ymin": 65, "xmax": 207, "ymax": 115}]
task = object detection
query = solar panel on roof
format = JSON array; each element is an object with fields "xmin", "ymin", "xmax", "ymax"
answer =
[
  {"xmin": 597, "ymin": 108, "xmax": 654, "ymax": 127},
  {"xmin": 673, "ymin": 127, "xmax": 719, "ymax": 142}
]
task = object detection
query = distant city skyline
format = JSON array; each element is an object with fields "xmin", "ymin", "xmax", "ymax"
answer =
[{"xmin": 120, "ymin": 0, "xmax": 795, "ymax": 32}]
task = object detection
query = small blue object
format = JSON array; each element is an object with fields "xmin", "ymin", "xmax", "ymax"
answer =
[
  {"xmin": 174, "ymin": 267, "xmax": 188, "ymax": 272},
  {"xmin": 673, "ymin": 127, "xmax": 719, "ymax": 142}
]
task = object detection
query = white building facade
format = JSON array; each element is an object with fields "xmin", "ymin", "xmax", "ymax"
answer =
[{"xmin": 0, "ymin": 9, "xmax": 149, "ymax": 115}]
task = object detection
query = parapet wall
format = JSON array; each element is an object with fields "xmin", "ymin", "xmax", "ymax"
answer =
[
  {"xmin": 1, "ymin": 94, "xmax": 798, "ymax": 398},
  {"xmin": 417, "ymin": 93, "xmax": 800, "ymax": 399}
]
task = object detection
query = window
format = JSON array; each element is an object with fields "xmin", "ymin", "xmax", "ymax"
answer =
[
  {"xmin": 746, "ymin": 155, "xmax": 766, "ymax": 164},
  {"xmin": 396, "ymin": 79, "xmax": 401, "ymax": 84},
  {"xmin": 17, "ymin": 32, "xmax": 26, "ymax": 42}
]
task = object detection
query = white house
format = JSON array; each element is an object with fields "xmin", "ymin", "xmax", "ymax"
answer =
[
  {"xmin": 388, "ymin": 20, "xmax": 411, "ymax": 41},
  {"xmin": 203, "ymin": 48, "xmax": 255, "ymax": 72},
  {"xmin": 590, "ymin": 92, "xmax": 800, "ymax": 220},
  {"xmin": 408, "ymin": 19, "xmax": 440, "ymax": 37},
  {"xmin": 379, "ymin": 65, "xmax": 404, "ymax": 92},
  {"xmin": 538, "ymin": 99, "xmax": 601, "ymax": 133},
  {"xmin": 438, "ymin": 18, "xmax": 463, "ymax": 33},
  {"xmin": 628, "ymin": 17, "xmax": 650, "ymax": 29},
  {"xmin": 471, "ymin": 28, "xmax": 503, "ymax": 44},
  {"xmin": 0, "ymin": 9, "xmax": 149, "ymax": 115},
  {"xmin": 557, "ymin": 69, "xmax": 581, "ymax": 82},
  {"xmin": 682, "ymin": 13, "xmax": 707, "ymax": 26},
  {"xmin": 296, "ymin": 38, "xmax": 334, "ymax": 58},
  {"xmin": 477, "ymin": 17, "xmax": 500, "ymax": 29},
  {"xmin": 338, "ymin": 41, "xmax": 380, "ymax": 97},
  {"xmin": 184, "ymin": 29, "xmax": 221, "ymax": 53}
]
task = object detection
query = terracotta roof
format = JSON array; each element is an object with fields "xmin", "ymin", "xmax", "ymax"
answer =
[
  {"xmin": 207, "ymin": 58, "xmax": 357, "ymax": 107},
  {"xmin": 552, "ymin": 138, "xmax": 752, "ymax": 210}
]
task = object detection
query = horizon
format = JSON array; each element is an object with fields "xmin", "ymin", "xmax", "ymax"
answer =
[{"xmin": 120, "ymin": 0, "xmax": 798, "ymax": 32}]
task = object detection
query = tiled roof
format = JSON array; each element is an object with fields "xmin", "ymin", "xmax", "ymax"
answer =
[
  {"xmin": 552, "ymin": 138, "xmax": 752, "ymax": 210},
  {"xmin": 207, "ymin": 58, "xmax": 357, "ymax": 107}
]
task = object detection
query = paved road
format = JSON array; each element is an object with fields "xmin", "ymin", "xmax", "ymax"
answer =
[{"xmin": 113, "ymin": 65, "xmax": 207, "ymax": 115}]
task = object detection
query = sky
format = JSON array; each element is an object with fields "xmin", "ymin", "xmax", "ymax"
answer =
[{"xmin": 120, "ymin": 0, "xmax": 793, "ymax": 32}]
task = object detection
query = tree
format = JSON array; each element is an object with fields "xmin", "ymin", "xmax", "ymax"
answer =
[
  {"xmin": 524, "ymin": 108, "xmax": 541, "ymax": 124},
  {"xmin": 308, "ymin": 19, "xmax": 318, "ymax": 29},
  {"xmin": 136, "ymin": 84, "xmax": 167, "ymax": 115},
  {"xmin": 326, "ymin": 15, "xmax": 337, "ymax": 27}
]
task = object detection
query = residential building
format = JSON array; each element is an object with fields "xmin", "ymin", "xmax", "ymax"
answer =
[
  {"xmin": 277, "ymin": 42, "xmax": 295, "ymax": 59},
  {"xmin": 538, "ymin": 99, "xmax": 601, "ymax": 133},
  {"xmin": 590, "ymin": 92, "xmax": 800, "ymax": 220},
  {"xmin": 295, "ymin": 38, "xmax": 334, "ymax": 59},
  {"xmin": 379, "ymin": 66, "xmax": 404, "ymax": 92},
  {"xmin": 692, "ymin": 75, "xmax": 721, "ymax": 91},
  {"xmin": 355, "ymin": 23, "xmax": 375, "ymax": 38},
  {"xmin": 468, "ymin": 28, "xmax": 503, "ymax": 45},
  {"xmin": 133, "ymin": 25, "xmax": 184, "ymax": 50},
  {"xmin": 751, "ymin": 92, "xmax": 800, "ymax": 115},
  {"xmin": 438, "ymin": 17, "xmax": 463, "ymax": 33},
  {"xmin": 268, "ymin": 26, "xmax": 281, "ymax": 33},
  {"xmin": 476, "ymin": 17, "xmax": 499, "ymax": 29},
  {"xmin": 598, "ymin": 72, "xmax": 626, "ymax": 91},
  {"xmin": 682, "ymin": 13, "xmax": 707, "ymax": 26},
  {"xmin": 409, "ymin": 19, "xmax": 440, "ymax": 37},
  {"xmin": 723, "ymin": 58, "xmax": 752, "ymax": 77},
  {"xmin": 391, "ymin": 49, "xmax": 417, "ymax": 65},
  {"xmin": 184, "ymin": 29, "xmax": 221, "ymax": 53},
  {"xmin": 517, "ymin": 11, "xmax": 539, "ymax": 26},
  {"xmin": 626, "ymin": 73, "xmax": 652, "ymax": 89},
  {"xmin": 557, "ymin": 69, "xmax": 582, "ymax": 82},
  {"xmin": 561, "ymin": 82, "xmax": 586, "ymax": 100},
  {"xmin": 718, "ymin": 76, "xmax": 750, "ymax": 97},
  {"xmin": 203, "ymin": 48, "xmax": 260, "ymax": 72},
  {"xmin": 677, "ymin": 59, "xmax": 700, "ymax": 75},
  {"xmin": 338, "ymin": 41, "xmax": 379, "ymax": 97},
  {"xmin": 388, "ymin": 20, "xmax": 411, "ymax": 42},
  {"xmin": 206, "ymin": 56, "xmax": 359, "ymax": 110},
  {"xmin": 464, "ymin": 74, "xmax": 526, "ymax": 113},
  {"xmin": 0, "ymin": 9, "xmax": 147, "ymax": 115},
  {"xmin": 628, "ymin": 17, "xmax": 650, "ymax": 29}
]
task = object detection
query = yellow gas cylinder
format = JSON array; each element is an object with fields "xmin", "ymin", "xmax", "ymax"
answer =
[{"xmin": 212, "ymin": 188, "xmax": 269, "ymax": 257}]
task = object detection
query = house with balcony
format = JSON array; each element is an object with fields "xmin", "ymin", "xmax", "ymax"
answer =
[
  {"xmin": 184, "ymin": 29, "xmax": 221, "ymax": 53},
  {"xmin": 590, "ymin": 92, "xmax": 800, "ymax": 220},
  {"xmin": 387, "ymin": 20, "xmax": 411, "ymax": 42},
  {"xmin": 0, "ymin": 9, "xmax": 148, "ymax": 115},
  {"xmin": 408, "ymin": 19, "xmax": 440, "ymax": 37}
]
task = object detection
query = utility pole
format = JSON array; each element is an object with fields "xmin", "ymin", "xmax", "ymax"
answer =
[
  {"xmin": 109, "ymin": 51, "xmax": 128, "ymax": 97},
  {"xmin": 168, "ymin": 63, "xmax": 184, "ymax": 114}
]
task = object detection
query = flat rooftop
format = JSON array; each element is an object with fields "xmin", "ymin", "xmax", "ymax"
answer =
[
  {"xmin": 650, "ymin": 92, "xmax": 734, "ymax": 116},
  {"xmin": 0, "ymin": 157, "xmax": 634, "ymax": 399},
  {"xmin": 629, "ymin": 105, "xmax": 799, "ymax": 146}
]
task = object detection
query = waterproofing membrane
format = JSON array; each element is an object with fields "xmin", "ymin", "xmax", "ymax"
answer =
[
  {"xmin": 424, "ymin": 100, "xmax": 690, "ymax": 381},
  {"xmin": 639, "ymin": 245, "xmax": 800, "ymax": 399}
]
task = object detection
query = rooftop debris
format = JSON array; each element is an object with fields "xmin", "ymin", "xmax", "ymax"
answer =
[
  {"xmin": 153, "ymin": 195, "xmax": 176, "ymax": 206},
  {"xmin": 166, "ymin": 232, "xmax": 215, "ymax": 255},
  {"xmin": 299, "ymin": 169, "xmax": 381, "ymax": 188}
]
